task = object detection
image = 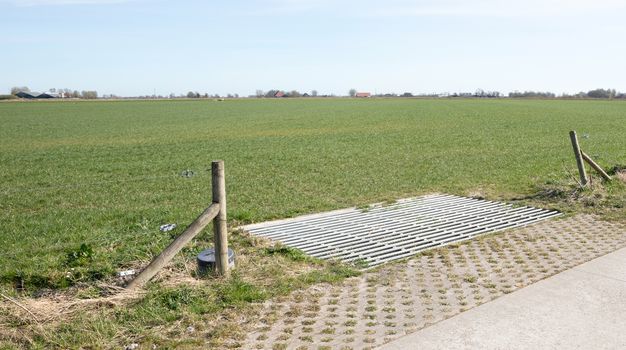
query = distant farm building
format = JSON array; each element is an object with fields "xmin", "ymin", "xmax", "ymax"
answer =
[
  {"xmin": 37, "ymin": 92, "xmax": 61, "ymax": 99},
  {"xmin": 15, "ymin": 91, "xmax": 37, "ymax": 99},
  {"xmin": 14, "ymin": 91, "xmax": 61, "ymax": 99},
  {"xmin": 355, "ymin": 92, "xmax": 371, "ymax": 98},
  {"xmin": 274, "ymin": 91, "xmax": 285, "ymax": 98}
]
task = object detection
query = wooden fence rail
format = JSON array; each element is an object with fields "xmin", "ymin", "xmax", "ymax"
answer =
[{"xmin": 581, "ymin": 151, "xmax": 612, "ymax": 181}]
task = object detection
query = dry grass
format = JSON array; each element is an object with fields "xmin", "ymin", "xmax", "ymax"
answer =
[{"xmin": 3, "ymin": 284, "xmax": 142, "ymax": 324}]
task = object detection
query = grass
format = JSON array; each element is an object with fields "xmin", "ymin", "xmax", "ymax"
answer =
[
  {"xmin": 264, "ymin": 245, "xmax": 313, "ymax": 262},
  {"xmin": 0, "ymin": 98, "xmax": 625, "ymax": 348},
  {"xmin": 1, "ymin": 98, "xmax": 624, "ymax": 289}
]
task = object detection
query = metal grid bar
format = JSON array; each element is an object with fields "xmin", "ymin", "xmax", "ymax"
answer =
[{"xmin": 242, "ymin": 194, "xmax": 561, "ymax": 267}]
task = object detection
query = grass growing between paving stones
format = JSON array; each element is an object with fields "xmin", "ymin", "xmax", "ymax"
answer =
[{"xmin": 1, "ymin": 98, "xmax": 625, "ymax": 348}]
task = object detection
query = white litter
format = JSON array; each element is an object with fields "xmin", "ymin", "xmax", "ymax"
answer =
[
  {"xmin": 117, "ymin": 269, "xmax": 136, "ymax": 278},
  {"xmin": 159, "ymin": 224, "xmax": 177, "ymax": 232}
]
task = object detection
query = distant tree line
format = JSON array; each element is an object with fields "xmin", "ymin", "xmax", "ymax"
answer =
[
  {"xmin": 508, "ymin": 91, "xmax": 556, "ymax": 98},
  {"xmin": 10, "ymin": 86, "xmax": 30, "ymax": 95},
  {"xmin": 253, "ymin": 89, "xmax": 324, "ymax": 98},
  {"xmin": 7, "ymin": 86, "xmax": 626, "ymax": 100},
  {"xmin": 447, "ymin": 89, "xmax": 501, "ymax": 98},
  {"xmin": 509, "ymin": 88, "xmax": 625, "ymax": 99},
  {"xmin": 207, "ymin": 87, "xmax": 626, "ymax": 99},
  {"xmin": 99, "ymin": 92, "xmax": 243, "ymax": 100},
  {"xmin": 182, "ymin": 92, "xmax": 240, "ymax": 99},
  {"xmin": 80, "ymin": 91, "xmax": 98, "ymax": 99}
]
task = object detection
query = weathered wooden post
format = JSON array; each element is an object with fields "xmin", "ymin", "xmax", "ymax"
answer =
[
  {"xmin": 569, "ymin": 131, "xmax": 588, "ymax": 187},
  {"xmin": 212, "ymin": 160, "xmax": 229, "ymax": 276}
]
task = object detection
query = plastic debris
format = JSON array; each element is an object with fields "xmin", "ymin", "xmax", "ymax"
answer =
[
  {"xmin": 186, "ymin": 326, "xmax": 195, "ymax": 333},
  {"xmin": 125, "ymin": 344, "xmax": 139, "ymax": 350},
  {"xmin": 159, "ymin": 224, "xmax": 177, "ymax": 232},
  {"xmin": 117, "ymin": 269, "xmax": 136, "ymax": 278}
]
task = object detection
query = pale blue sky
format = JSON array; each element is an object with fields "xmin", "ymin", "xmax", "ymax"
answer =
[{"xmin": 2, "ymin": 0, "xmax": 626, "ymax": 96}]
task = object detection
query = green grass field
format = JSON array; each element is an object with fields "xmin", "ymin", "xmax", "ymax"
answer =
[
  {"xmin": 1, "ymin": 98, "xmax": 625, "ymax": 290},
  {"xmin": 1, "ymin": 98, "xmax": 625, "ymax": 348}
]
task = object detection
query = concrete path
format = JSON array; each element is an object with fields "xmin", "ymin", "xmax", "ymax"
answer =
[{"xmin": 381, "ymin": 247, "xmax": 626, "ymax": 350}]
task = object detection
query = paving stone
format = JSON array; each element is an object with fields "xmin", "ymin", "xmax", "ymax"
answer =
[{"xmin": 238, "ymin": 215, "xmax": 626, "ymax": 349}]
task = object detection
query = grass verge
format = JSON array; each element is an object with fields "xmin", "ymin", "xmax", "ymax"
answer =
[{"xmin": 0, "ymin": 230, "xmax": 360, "ymax": 349}]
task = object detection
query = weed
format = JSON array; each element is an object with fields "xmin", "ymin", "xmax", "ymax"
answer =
[
  {"xmin": 463, "ymin": 275, "xmax": 477, "ymax": 284},
  {"xmin": 299, "ymin": 264, "xmax": 360, "ymax": 284},
  {"xmin": 65, "ymin": 244, "xmax": 94, "ymax": 267},
  {"xmin": 217, "ymin": 277, "xmax": 267, "ymax": 307},
  {"xmin": 321, "ymin": 327, "xmax": 335, "ymax": 334},
  {"xmin": 299, "ymin": 335, "xmax": 313, "ymax": 342},
  {"xmin": 265, "ymin": 246, "xmax": 312, "ymax": 262},
  {"xmin": 352, "ymin": 259, "xmax": 370, "ymax": 269}
]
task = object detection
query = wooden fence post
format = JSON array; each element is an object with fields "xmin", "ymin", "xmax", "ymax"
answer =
[
  {"xmin": 569, "ymin": 131, "xmax": 588, "ymax": 187},
  {"xmin": 212, "ymin": 160, "xmax": 229, "ymax": 276}
]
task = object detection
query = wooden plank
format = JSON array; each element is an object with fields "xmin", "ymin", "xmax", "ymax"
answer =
[{"xmin": 581, "ymin": 151, "xmax": 612, "ymax": 181}]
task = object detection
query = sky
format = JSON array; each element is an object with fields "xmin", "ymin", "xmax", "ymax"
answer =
[{"xmin": 2, "ymin": 0, "xmax": 626, "ymax": 97}]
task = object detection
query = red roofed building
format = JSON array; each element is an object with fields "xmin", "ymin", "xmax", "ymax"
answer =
[
  {"xmin": 274, "ymin": 91, "xmax": 285, "ymax": 98},
  {"xmin": 355, "ymin": 92, "xmax": 371, "ymax": 97}
]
